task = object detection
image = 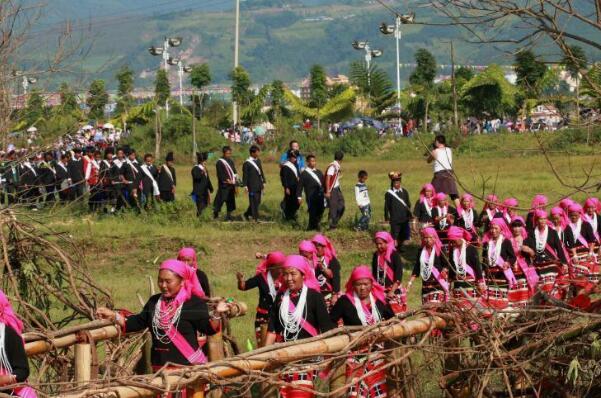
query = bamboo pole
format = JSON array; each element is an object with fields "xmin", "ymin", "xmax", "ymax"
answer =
[
  {"xmin": 74, "ymin": 343, "xmax": 92, "ymax": 383},
  {"xmin": 58, "ymin": 316, "xmax": 446, "ymax": 398}
]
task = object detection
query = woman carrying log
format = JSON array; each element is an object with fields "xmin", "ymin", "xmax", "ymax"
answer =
[
  {"xmin": 265, "ymin": 254, "xmax": 335, "ymax": 398},
  {"xmin": 446, "ymin": 226, "xmax": 485, "ymax": 301},
  {"xmin": 481, "ymin": 219, "xmax": 517, "ymax": 310},
  {"xmin": 311, "ymin": 234, "xmax": 341, "ymax": 309},
  {"xmin": 236, "ymin": 251, "xmax": 285, "ymax": 347},
  {"xmin": 329, "ymin": 266, "xmax": 394, "ymax": 398},
  {"xmin": 407, "ymin": 227, "xmax": 450, "ymax": 305},
  {"xmin": 97, "ymin": 259, "xmax": 228, "ymax": 396},
  {"xmin": 0, "ymin": 290, "xmax": 36, "ymax": 398},
  {"xmin": 371, "ymin": 231, "xmax": 406, "ymax": 313},
  {"xmin": 178, "ymin": 247, "xmax": 211, "ymax": 297}
]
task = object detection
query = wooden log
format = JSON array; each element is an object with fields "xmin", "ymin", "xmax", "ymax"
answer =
[
  {"xmin": 58, "ymin": 316, "xmax": 446, "ymax": 398},
  {"xmin": 74, "ymin": 343, "xmax": 92, "ymax": 383}
]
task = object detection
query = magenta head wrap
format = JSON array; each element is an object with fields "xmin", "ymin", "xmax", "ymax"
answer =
[
  {"xmin": 311, "ymin": 234, "xmax": 337, "ymax": 261},
  {"xmin": 283, "ymin": 254, "xmax": 321, "ymax": 292},
  {"xmin": 483, "ymin": 218, "xmax": 511, "ymax": 243},
  {"xmin": 159, "ymin": 259, "xmax": 206, "ymax": 303},
  {"xmin": 420, "ymin": 183, "xmax": 436, "ymax": 204},
  {"xmin": 0, "ymin": 290, "xmax": 24, "ymax": 335},
  {"xmin": 345, "ymin": 265, "xmax": 386, "ymax": 303},
  {"xmin": 550, "ymin": 207, "xmax": 568, "ymax": 229},
  {"xmin": 256, "ymin": 251, "xmax": 286, "ymax": 275},
  {"xmin": 298, "ymin": 240, "xmax": 318, "ymax": 268},
  {"xmin": 509, "ymin": 216, "xmax": 528, "ymax": 239},
  {"xmin": 177, "ymin": 247, "xmax": 198, "ymax": 270},
  {"xmin": 534, "ymin": 209, "xmax": 548, "ymax": 221},
  {"xmin": 531, "ymin": 194, "xmax": 548, "ymax": 210},
  {"xmin": 503, "ymin": 198, "xmax": 518, "ymax": 208},
  {"xmin": 447, "ymin": 226, "xmax": 471, "ymax": 241},
  {"xmin": 584, "ymin": 198, "xmax": 601, "ymax": 213},
  {"xmin": 374, "ymin": 231, "xmax": 395, "ymax": 264},
  {"xmin": 420, "ymin": 227, "xmax": 442, "ymax": 255},
  {"xmin": 435, "ymin": 192, "xmax": 447, "ymax": 206},
  {"xmin": 559, "ymin": 198, "xmax": 574, "ymax": 211},
  {"xmin": 458, "ymin": 193, "xmax": 474, "ymax": 215},
  {"xmin": 568, "ymin": 203, "xmax": 583, "ymax": 215}
]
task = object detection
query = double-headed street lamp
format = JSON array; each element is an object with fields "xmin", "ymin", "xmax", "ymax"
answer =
[
  {"xmin": 379, "ymin": 12, "xmax": 415, "ymax": 132},
  {"xmin": 352, "ymin": 41, "xmax": 383, "ymax": 95},
  {"xmin": 167, "ymin": 57, "xmax": 192, "ymax": 107},
  {"xmin": 12, "ymin": 70, "xmax": 37, "ymax": 96},
  {"xmin": 149, "ymin": 36, "xmax": 184, "ymax": 115}
]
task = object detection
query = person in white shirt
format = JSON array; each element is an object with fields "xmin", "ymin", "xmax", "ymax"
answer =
[
  {"xmin": 354, "ymin": 170, "xmax": 370, "ymax": 231},
  {"xmin": 427, "ymin": 135, "xmax": 459, "ymax": 207},
  {"xmin": 325, "ymin": 151, "xmax": 345, "ymax": 230}
]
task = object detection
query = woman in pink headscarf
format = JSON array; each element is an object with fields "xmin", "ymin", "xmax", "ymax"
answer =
[
  {"xmin": 371, "ymin": 231, "xmax": 405, "ymax": 313},
  {"xmin": 523, "ymin": 210, "xmax": 569, "ymax": 300},
  {"xmin": 481, "ymin": 218, "xmax": 517, "ymax": 309},
  {"xmin": 236, "ymin": 251, "xmax": 286, "ymax": 347},
  {"xmin": 550, "ymin": 207, "xmax": 568, "ymax": 242},
  {"xmin": 501, "ymin": 198, "xmax": 519, "ymax": 225},
  {"xmin": 506, "ymin": 218, "xmax": 538, "ymax": 307},
  {"xmin": 312, "ymin": 234, "xmax": 342, "ymax": 309},
  {"xmin": 413, "ymin": 183, "xmax": 436, "ymax": 226},
  {"xmin": 97, "ymin": 260, "xmax": 228, "ymax": 378},
  {"xmin": 0, "ymin": 290, "xmax": 36, "ymax": 398},
  {"xmin": 178, "ymin": 247, "xmax": 211, "ymax": 297},
  {"xmin": 265, "ymin": 255, "xmax": 335, "ymax": 398},
  {"xmin": 446, "ymin": 226, "xmax": 485, "ymax": 301},
  {"xmin": 583, "ymin": 198, "xmax": 601, "ymax": 243},
  {"xmin": 455, "ymin": 193, "xmax": 480, "ymax": 245},
  {"xmin": 299, "ymin": 240, "xmax": 318, "ymax": 269},
  {"xmin": 479, "ymin": 194, "xmax": 503, "ymax": 232},
  {"xmin": 407, "ymin": 228, "xmax": 450, "ymax": 305},
  {"xmin": 526, "ymin": 194, "xmax": 548, "ymax": 231},
  {"xmin": 564, "ymin": 203, "xmax": 596, "ymax": 255},
  {"xmin": 432, "ymin": 192, "xmax": 458, "ymax": 236},
  {"xmin": 330, "ymin": 266, "xmax": 393, "ymax": 398}
]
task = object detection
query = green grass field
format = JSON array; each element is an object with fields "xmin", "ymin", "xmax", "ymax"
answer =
[{"xmin": 41, "ymin": 136, "xmax": 601, "ymax": 348}]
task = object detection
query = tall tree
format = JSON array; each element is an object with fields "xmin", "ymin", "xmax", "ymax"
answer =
[
  {"xmin": 87, "ymin": 80, "xmax": 108, "ymax": 121},
  {"xmin": 460, "ymin": 64, "xmax": 517, "ymax": 118},
  {"xmin": 58, "ymin": 82, "xmax": 78, "ymax": 114},
  {"xmin": 190, "ymin": 63, "xmax": 212, "ymax": 117},
  {"xmin": 230, "ymin": 66, "xmax": 253, "ymax": 108},
  {"xmin": 25, "ymin": 88, "xmax": 44, "ymax": 125},
  {"xmin": 349, "ymin": 61, "xmax": 395, "ymax": 115},
  {"xmin": 562, "ymin": 45, "xmax": 588, "ymax": 123},
  {"xmin": 115, "ymin": 65, "xmax": 135, "ymax": 117},
  {"xmin": 308, "ymin": 65, "xmax": 328, "ymax": 131},
  {"xmin": 514, "ymin": 50, "xmax": 547, "ymax": 97},
  {"xmin": 269, "ymin": 80, "xmax": 289, "ymax": 132},
  {"xmin": 409, "ymin": 49, "xmax": 437, "ymax": 132},
  {"xmin": 154, "ymin": 69, "xmax": 170, "ymax": 107}
]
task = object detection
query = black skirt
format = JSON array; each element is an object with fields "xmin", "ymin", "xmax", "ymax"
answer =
[{"xmin": 432, "ymin": 170, "xmax": 458, "ymax": 196}]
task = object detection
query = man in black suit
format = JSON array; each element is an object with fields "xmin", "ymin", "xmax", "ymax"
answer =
[
  {"xmin": 297, "ymin": 154, "xmax": 325, "ymax": 230},
  {"xmin": 213, "ymin": 146, "xmax": 237, "ymax": 221},
  {"xmin": 384, "ymin": 172, "xmax": 413, "ymax": 251},
  {"xmin": 140, "ymin": 153, "xmax": 160, "ymax": 210},
  {"xmin": 39, "ymin": 152, "xmax": 57, "ymax": 203},
  {"xmin": 191, "ymin": 152, "xmax": 213, "ymax": 217},
  {"xmin": 280, "ymin": 150, "xmax": 300, "ymax": 221},
  {"xmin": 18, "ymin": 155, "xmax": 39, "ymax": 205},
  {"xmin": 68, "ymin": 148, "xmax": 85, "ymax": 200},
  {"xmin": 242, "ymin": 145, "xmax": 265, "ymax": 222},
  {"xmin": 110, "ymin": 148, "xmax": 127, "ymax": 211},
  {"xmin": 55, "ymin": 153, "xmax": 71, "ymax": 202},
  {"xmin": 158, "ymin": 152, "xmax": 177, "ymax": 202},
  {"xmin": 121, "ymin": 148, "xmax": 140, "ymax": 210}
]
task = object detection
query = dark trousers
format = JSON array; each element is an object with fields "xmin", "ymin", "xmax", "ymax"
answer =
[
  {"xmin": 142, "ymin": 190, "xmax": 157, "ymax": 210},
  {"xmin": 391, "ymin": 221, "xmax": 410, "ymax": 250},
  {"xmin": 357, "ymin": 204, "xmax": 371, "ymax": 230},
  {"xmin": 213, "ymin": 186, "xmax": 236, "ymax": 218},
  {"xmin": 307, "ymin": 197, "xmax": 325, "ymax": 230},
  {"xmin": 327, "ymin": 187, "xmax": 345, "ymax": 229},
  {"xmin": 115, "ymin": 187, "xmax": 129, "ymax": 210},
  {"xmin": 88, "ymin": 185, "xmax": 104, "ymax": 211},
  {"xmin": 196, "ymin": 197, "xmax": 209, "ymax": 217},
  {"xmin": 44, "ymin": 184, "xmax": 56, "ymax": 202},
  {"xmin": 126, "ymin": 186, "xmax": 139, "ymax": 211},
  {"xmin": 160, "ymin": 190, "xmax": 175, "ymax": 202},
  {"xmin": 245, "ymin": 191, "xmax": 261, "ymax": 220},
  {"xmin": 282, "ymin": 189, "xmax": 299, "ymax": 220},
  {"xmin": 18, "ymin": 186, "xmax": 39, "ymax": 205},
  {"xmin": 71, "ymin": 182, "xmax": 84, "ymax": 201}
]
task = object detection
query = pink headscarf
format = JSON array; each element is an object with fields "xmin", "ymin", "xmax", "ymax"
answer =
[
  {"xmin": 559, "ymin": 198, "xmax": 574, "ymax": 212},
  {"xmin": 510, "ymin": 216, "xmax": 528, "ymax": 239},
  {"xmin": 457, "ymin": 193, "xmax": 474, "ymax": 216},
  {"xmin": 159, "ymin": 259, "xmax": 206, "ymax": 304},
  {"xmin": 178, "ymin": 247, "xmax": 198, "ymax": 270},
  {"xmin": 435, "ymin": 192, "xmax": 448, "ymax": 206},
  {"xmin": 420, "ymin": 227, "xmax": 442, "ymax": 256},
  {"xmin": 256, "ymin": 251, "xmax": 286, "ymax": 276},
  {"xmin": 345, "ymin": 265, "xmax": 386, "ymax": 304},
  {"xmin": 584, "ymin": 197, "xmax": 601, "ymax": 213},
  {"xmin": 534, "ymin": 209, "xmax": 548, "ymax": 222},
  {"xmin": 298, "ymin": 240, "xmax": 318, "ymax": 268},
  {"xmin": 311, "ymin": 234, "xmax": 337, "ymax": 262},
  {"xmin": 0, "ymin": 290, "xmax": 24, "ymax": 335},
  {"xmin": 502, "ymin": 198, "xmax": 518, "ymax": 219},
  {"xmin": 550, "ymin": 206, "xmax": 568, "ymax": 229},
  {"xmin": 374, "ymin": 231, "xmax": 396, "ymax": 265},
  {"xmin": 568, "ymin": 203, "xmax": 583, "ymax": 216},
  {"xmin": 447, "ymin": 226, "xmax": 472, "ymax": 241},
  {"xmin": 530, "ymin": 194, "xmax": 548, "ymax": 210},
  {"xmin": 283, "ymin": 254, "xmax": 321, "ymax": 292},
  {"xmin": 482, "ymin": 218, "xmax": 511, "ymax": 243},
  {"xmin": 419, "ymin": 183, "xmax": 436, "ymax": 204}
]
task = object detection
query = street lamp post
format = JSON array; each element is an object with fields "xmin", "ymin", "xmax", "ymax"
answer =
[
  {"xmin": 148, "ymin": 36, "xmax": 183, "ymax": 116},
  {"xmin": 167, "ymin": 57, "xmax": 192, "ymax": 107},
  {"xmin": 380, "ymin": 13, "xmax": 415, "ymax": 134},
  {"xmin": 352, "ymin": 41, "xmax": 383, "ymax": 99}
]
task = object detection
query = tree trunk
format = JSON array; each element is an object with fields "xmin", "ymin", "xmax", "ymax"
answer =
[
  {"xmin": 192, "ymin": 90, "xmax": 197, "ymax": 162},
  {"xmin": 424, "ymin": 99, "xmax": 430, "ymax": 133}
]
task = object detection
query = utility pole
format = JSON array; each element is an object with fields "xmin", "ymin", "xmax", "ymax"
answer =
[
  {"xmin": 232, "ymin": 0, "xmax": 240, "ymax": 128},
  {"xmin": 394, "ymin": 16, "xmax": 402, "ymax": 133},
  {"xmin": 450, "ymin": 41, "xmax": 459, "ymax": 128}
]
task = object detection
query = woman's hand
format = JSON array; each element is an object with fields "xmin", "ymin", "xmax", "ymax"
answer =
[
  {"xmin": 255, "ymin": 252, "xmax": 265, "ymax": 259},
  {"xmin": 236, "ymin": 272, "xmax": 244, "ymax": 282},
  {"xmin": 215, "ymin": 300, "xmax": 229, "ymax": 315},
  {"xmin": 0, "ymin": 374, "xmax": 16, "ymax": 386},
  {"xmin": 96, "ymin": 307, "xmax": 115, "ymax": 321}
]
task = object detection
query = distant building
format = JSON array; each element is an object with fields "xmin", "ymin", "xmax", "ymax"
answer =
[
  {"xmin": 530, "ymin": 104, "xmax": 562, "ymax": 125},
  {"xmin": 300, "ymin": 74, "xmax": 350, "ymax": 100}
]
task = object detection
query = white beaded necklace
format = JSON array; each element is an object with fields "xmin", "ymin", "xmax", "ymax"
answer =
[
  {"xmin": 151, "ymin": 297, "xmax": 183, "ymax": 344},
  {"xmin": 279, "ymin": 285, "xmax": 308, "ymax": 342}
]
